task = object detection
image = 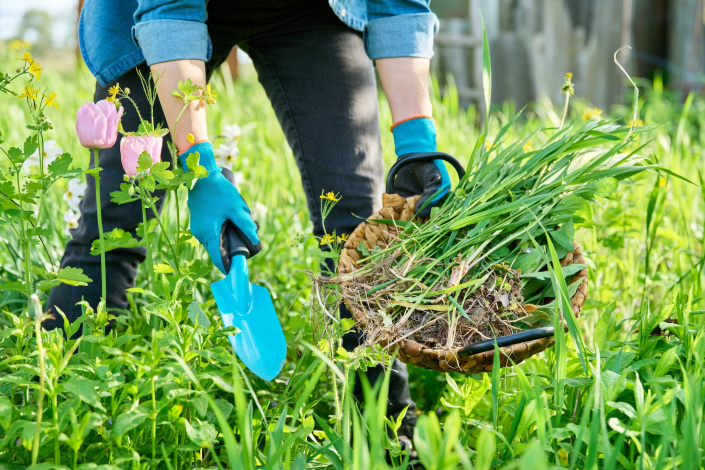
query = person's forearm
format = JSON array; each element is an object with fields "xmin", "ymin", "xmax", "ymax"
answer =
[
  {"xmin": 376, "ymin": 57, "xmax": 433, "ymax": 124},
  {"xmin": 151, "ymin": 59, "xmax": 209, "ymax": 153}
]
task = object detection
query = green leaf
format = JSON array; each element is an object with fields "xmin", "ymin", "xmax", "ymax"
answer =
[
  {"xmin": 594, "ymin": 302, "xmax": 617, "ymax": 350},
  {"xmin": 463, "ymin": 374, "xmax": 491, "ymax": 416},
  {"xmin": 186, "ymin": 151, "xmax": 208, "ymax": 178},
  {"xmin": 110, "ymin": 183, "xmax": 138, "ymax": 205},
  {"xmin": 512, "ymin": 247, "xmax": 544, "ymax": 274},
  {"xmin": 481, "ymin": 16, "xmax": 492, "ymax": 131},
  {"xmin": 47, "ymin": 153, "xmax": 76, "ymax": 179},
  {"xmin": 0, "ymin": 396, "xmax": 13, "ymax": 430},
  {"xmin": 56, "ymin": 267, "xmax": 93, "ymax": 286},
  {"xmin": 185, "ymin": 419, "xmax": 217, "ymax": 448},
  {"xmin": 62, "ymin": 377, "xmax": 105, "ymax": 411},
  {"xmin": 137, "ymin": 151, "xmax": 153, "ymax": 172},
  {"xmin": 0, "ymin": 281, "xmax": 26, "ymax": 292},
  {"xmin": 549, "ymin": 220, "xmax": 575, "ymax": 254},
  {"xmin": 187, "ymin": 301, "xmax": 211, "ymax": 329},
  {"xmin": 8, "ymin": 147, "xmax": 23, "ymax": 165},
  {"xmin": 23, "ymin": 134, "xmax": 38, "ymax": 159},
  {"xmin": 153, "ymin": 263, "xmax": 174, "ymax": 274},
  {"xmin": 112, "ymin": 409, "xmax": 147, "ymax": 437},
  {"xmin": 90, "ymin": 228, "xmax": 142, "ymax": 255}
]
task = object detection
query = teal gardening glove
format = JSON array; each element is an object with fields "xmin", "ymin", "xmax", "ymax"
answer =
[
  {"xmin": 178, "ymin": 141, "xmax": 261, "ymax": 274},
  {"xmin": 390, "ymin": 116, "xmax": 452, "ymax": 218}
]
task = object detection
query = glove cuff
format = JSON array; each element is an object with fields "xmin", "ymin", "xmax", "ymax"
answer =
[
  {"xmin": 391, "ymin": 116, "xmax": 437, "ymax": 157},
  {"xmin": 177, "ymin": 141, "xmax": 219, "ymax": 173}
]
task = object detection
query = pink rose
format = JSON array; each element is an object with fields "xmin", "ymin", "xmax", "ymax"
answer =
[
  {"xmin": 120, "ymin": 135, "xmax": 163, "ymax": 176},
  {"xmin": 75, "ymin": 100, "xmax": 123, "ymax": 149}
]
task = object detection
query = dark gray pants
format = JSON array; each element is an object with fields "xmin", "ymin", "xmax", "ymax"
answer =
[{"xmin": 46, "ymin": 0, "xmax": 416, "ymax": 433}]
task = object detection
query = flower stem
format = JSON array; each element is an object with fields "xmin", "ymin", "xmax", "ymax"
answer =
[
  {"xmin": 147, "ymin": 197, "xmax": 180, "ymax": 276},
  {"xmin": 151, "ymin": 375, "xmax": 157, "ymax": 460},
  {"xmin": 16, "ymin": 169, "xmax": 32, "ymax": 300},
  {"xmin": 559, "ymin": 92, "xmax": 570, "ymax": 130},
  {"xmin": 140, "ymin": 181, "xmax": 155, "ymax": 290},
  {"xmin": 94, "ymin": 148, "xmax": 108, "ymax": 302},
  {"xmin": 53, "ymin": 390, "xmax": 60, "ymax": 464},
  {"xmin": 31, "ymin": 295, "xmax": 46, "ymax": 466}
]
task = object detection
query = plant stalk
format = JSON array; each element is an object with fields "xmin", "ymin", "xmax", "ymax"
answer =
[
  {"xmin": 140, "ymin": 181, "xmax": 155, "ymax": 290},
  {"xmin": 31, "ymin": 295, "xmax": 46, "ymax": 466},
  {"xmin": 94, "ymin": 148, "xmax": 107, "ymax": 302}
]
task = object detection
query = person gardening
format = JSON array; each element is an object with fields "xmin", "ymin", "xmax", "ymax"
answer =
[{"xmin": 46, "ymin": 0, "xmax": 454, "ymax": 455}]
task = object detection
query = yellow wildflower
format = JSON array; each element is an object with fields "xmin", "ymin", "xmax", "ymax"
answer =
[
  {"xmin": 43, "ymin": 92, "xmax": 58, "ymax": 109},
  {"xmin": 10, "ymin": 40, "xmax": 30, "ymax": 51},
  {"xmin": 484, "ymin": 139, "xmax": 492, "ymax": 151},
  {"xmin": 658, "ymin": 177, "xmax": 666, "ymax": 188},
  {"xmin": 523, "ymin": 141, "xmax": 533, "ymax": 153},
  {"xmin": 28, "ymin": 61, "xmax": 42, "ymax": 80},
  {"xmin": 108, "ymin": 84, "xmax": 121, "ymax": 96},
  {"xmin": 629, "ymin": 119, "xmax": 644, "ymax": 127},
  {"xmin": 337, "ymin": 233, "xmax": 348, "ymax": 243},
  {"xmin": 186, "ymin": 133, "xmax": 195, "ymax": 144},
  {"xmin": 320, "ymin": 234, "xmax": 335, "ymax": 246},
  {"xmin": 565, "ymin": 73, "xmax": 572, "ymax": 79},
  {"xmin": 17, "ymin": 86, "xmax": 40, "ymax": 100},
  {"xmin": 582, "ymin": 107, "xmax": 602, "ymax": 120},
  {"xmin": 320, "ymin": 191, "xmax": 339, "ymax": 202},
  {"xmin": 202, "ymin": 84, "xmax": 218, "ymax": 105},
  {"xmin": 16, "ymin": 52, "xmax": 33, "ymax": 63}
]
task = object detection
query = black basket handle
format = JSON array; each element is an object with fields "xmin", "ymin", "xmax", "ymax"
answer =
[
  {"xmin": 457, "ymin": 326, "xmax": 555, "ymax": 357},
  {"xmin": 385, "ymin": 151, "xmax": 466, "ymax": 194}
]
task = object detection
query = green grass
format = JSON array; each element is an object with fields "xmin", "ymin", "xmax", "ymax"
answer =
[{"xmin": 0, "ymin": 47, "xmax": 704, "ymax": 469}]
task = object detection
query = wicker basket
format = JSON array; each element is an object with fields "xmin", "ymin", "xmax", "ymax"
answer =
[{"xmin": 338, "ymin": 193, "xmax": 589, "ymax": 374}]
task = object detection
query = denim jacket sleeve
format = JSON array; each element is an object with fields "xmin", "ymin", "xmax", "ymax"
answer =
[
  {"xmin": 363, "ymin": 0, "xmax": 438, "ymax": 59},
  {"xmin": 132, "ymin": 0, "xmax": 212, "ymax": 66}
]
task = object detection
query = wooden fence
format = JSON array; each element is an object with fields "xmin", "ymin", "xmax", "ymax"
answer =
[{"xmin": 433, "ymin": 0, "xmax": 705, "ymax": 110}]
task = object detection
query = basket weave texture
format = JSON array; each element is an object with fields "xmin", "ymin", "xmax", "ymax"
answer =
[{"xmin": 338, "ymin": 193, "xmax": 589, "ymax": 373}]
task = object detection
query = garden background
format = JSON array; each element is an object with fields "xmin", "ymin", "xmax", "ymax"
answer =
[{"xmin": 1, "ymin": 1, "xmax": 705, "ymax": 469}]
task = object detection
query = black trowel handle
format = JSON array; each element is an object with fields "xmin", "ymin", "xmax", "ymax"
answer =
[
  {"xmin": 225, "ymin": 223, "xmax": 250, "ymax": 259},
  {"xmin": 220, "ymin": 167, "xmax": 250, "ymax": 268}
]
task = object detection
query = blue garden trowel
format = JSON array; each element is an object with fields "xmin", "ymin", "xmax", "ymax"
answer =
[{"xmin": 210, "ymin": 223, "xmax": 287, "ymax": 381}]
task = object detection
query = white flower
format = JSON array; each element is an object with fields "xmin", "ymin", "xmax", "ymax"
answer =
[
  {"xmin": 221, "ymin": 124, "xmax": 242, "ymax": 143},
  {"xmin": 63, "ymin": 178, "xmax": 87, "ymax": 212},
  {"xmin": 23, "ymin": 139, "xmax": 63, "ymax": 173},
  {"xmin": 215, "ymin": 142, "xmax": 240, "ymax": 169},
  {"xmin": 63, "ymin": 209, "xmax": 80, "ymax": 235},
  {"xmin": 233, "ymin": 171, "xmax": 245, "ymax": 187},
  {"xmin": 251, "ymin": 201, "xmax": 268, "ymax": 219}
]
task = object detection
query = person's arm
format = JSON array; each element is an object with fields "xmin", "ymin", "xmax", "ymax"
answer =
[
  {"xmin": 150, "ymin": 59, "xmax": 209, "ymax": 153},
  {"xmin": 131, "ymin": 1, "xmax": 211, "ymax": 150},
  {"xmin": 363, "ymin": 1, "xmax": 450, "ymax": 216},
  {"xmin": 130, "ymin": 2, "xmax": 261, "ymax": 271},
  {"xmin": 375, "ymin": 57, "xmax": 432, "ymax": 124}
]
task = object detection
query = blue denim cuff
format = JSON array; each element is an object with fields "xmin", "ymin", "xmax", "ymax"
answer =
[
  {"xmin": 364, "ymin": 13, "xmax": 439, "ymax": 59},
  {"xmin": 133, "ymin": 19, "xmax": 212, "ymax": 66},
  {"xmin": 392, "ymin": 117, "xmax": 437, "ymax": 156}
]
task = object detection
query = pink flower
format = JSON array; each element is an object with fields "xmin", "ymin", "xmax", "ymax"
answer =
[
  {"xmin": 120, "ymin": 135, "xmax": 163, "ymax": 176},
  {"xmin": 75, "ymin": 100, "xmax": 123, "ymax": 149}
]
